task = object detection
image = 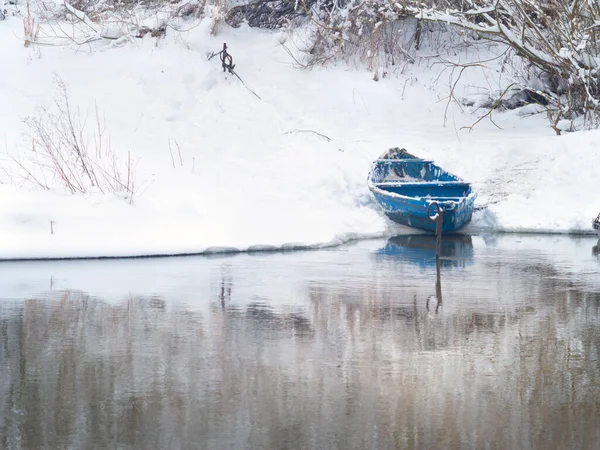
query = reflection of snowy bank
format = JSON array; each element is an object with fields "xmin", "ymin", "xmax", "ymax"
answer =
[
  {"xmin": 476, "ymin": 234, "xmax": 600, "ymax": 293},
  {"xmin": 1, "ymin": 234, "xmax": 598, "ymax": 311}
]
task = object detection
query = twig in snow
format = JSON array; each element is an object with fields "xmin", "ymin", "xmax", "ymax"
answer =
[
  {"xmin": 168, "ymin": 138, "xmax": 183, "ymax": 167},
  {"xmin": 175, "ymin": 140, "xmax": 183, "ymax": 166},
  {"xmin": 168, "ymin": 138, "xmax": 176, "ymax": 168},
  {"xmin": 460, "ymin": 83, "xmax": 517, "ymax": 132},
  {"xmin": 208, "ymin": 43, "xmax": 262, "ymax": 100},
  {"xmin": 280, "ymin": 42, "xmax": 313, "ymax": 70},
  {"xmin": 284, "ymin": 129, "xmax": 332, "ymax": 142},
  {"xmin": 231, "ymin": 71, "xmax": 261, "ymax": 100}
]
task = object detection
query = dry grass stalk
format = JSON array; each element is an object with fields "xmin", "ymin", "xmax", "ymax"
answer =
[
  {"xmin": 23, "ymin": 0, "xmax": 40, "ymax": 47},
  {"xmin": 14, "ymin": 77, "xmax": 138, "ymax": 202}
]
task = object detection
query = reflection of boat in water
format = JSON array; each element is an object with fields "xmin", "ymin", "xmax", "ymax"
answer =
[
  {"xmin": 593, "ymin": 239, "xmax": 600, "ymax": 258},
  {"xmin": 377, "ymin": 234, "xmax": 474, "ymax": 268},
  {"xmin": 593, "ymin": 213, "xmax": 600, "ymax": 237}
]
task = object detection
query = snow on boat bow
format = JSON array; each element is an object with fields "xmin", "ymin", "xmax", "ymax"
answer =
[{"xmin": 367, "ymin": 148, "xmax": 476, "ymax": 233}]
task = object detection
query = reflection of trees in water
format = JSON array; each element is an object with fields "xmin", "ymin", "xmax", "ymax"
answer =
[
  {"xmin": 1, "ymin": 292, "xmax": 209, "ymax": 449},
  {"xmin": 1, "ymin": 262, "xmax": 599, "ymax": 449},
  {"xmin": 300, "ymin": 290, "xmax": 600, "ymax": 448}
]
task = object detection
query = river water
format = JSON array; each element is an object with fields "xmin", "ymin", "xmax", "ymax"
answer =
[{"xmin": 1, "ymin": 234, "xmax": 600, "ymax": 449}]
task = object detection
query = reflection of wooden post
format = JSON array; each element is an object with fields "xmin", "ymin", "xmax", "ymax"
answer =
[
  {"xmin": 426, "ymin": 257, "xmax": 443, "ymax": 313},
  {"xmin": 435, "ymin": 257, "xmax": 442, "ymax": 312}
]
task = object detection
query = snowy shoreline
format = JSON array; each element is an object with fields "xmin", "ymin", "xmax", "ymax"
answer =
[
  {"xmin": 0, "ymin": 232, "xmax": 388, "ymax": 261},
  {"xmin": 2, "ymin": 16, "xmax": 600, "ymax": 260},
  {"xmin": 0, "ymin": 227, "xmax": 598, "ymax": 262}
]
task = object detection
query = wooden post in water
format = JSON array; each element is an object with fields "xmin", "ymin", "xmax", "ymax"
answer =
[
  {"xmin": 427, "ymin": 202, "xmax": 444, "ymax": 260},
  {"xmin": 435, "ymin": 209, "xmax": 443, "ymax": 260}
]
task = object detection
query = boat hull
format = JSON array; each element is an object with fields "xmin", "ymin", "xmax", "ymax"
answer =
[{"xmin": 370, "ymin": 188, "xmax": 476, "ymax": 232}]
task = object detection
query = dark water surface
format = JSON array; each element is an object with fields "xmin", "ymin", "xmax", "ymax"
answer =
[{"xmin": 1, "ymin": 235, "xmax": 600, "ymax": 449}]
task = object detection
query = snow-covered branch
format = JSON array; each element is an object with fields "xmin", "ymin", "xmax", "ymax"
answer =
[{"xmin": 405, "ymin": 0, "xmax": 600, "ymax": 128}]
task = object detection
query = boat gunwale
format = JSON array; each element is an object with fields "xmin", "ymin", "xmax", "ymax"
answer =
[
  {"xmin": 373, "ymin": 158, "xmax": 435, "ymax": 164},
  {"xmin": 373, "ymin": 181, "xmax": 471, "ymax": 187},
  {"xmin": 367, "ymin": 181, "xmax": 477, "ymax": 208}
]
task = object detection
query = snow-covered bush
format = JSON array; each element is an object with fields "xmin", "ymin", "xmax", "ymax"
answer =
[
  {"xmin": 224, "ymin": 0, "xmax": 600, "ymax": 130},
  {"xmin": 413, "ymin": 0, "xmax": 600, "ymax": 130},
  {"xmin": 15, "ymin": 0, "xmax": 600, "ymax": 130},
  {"xmin": 16, "ymin": 0, "xmax": 204, "ymax": 45}
]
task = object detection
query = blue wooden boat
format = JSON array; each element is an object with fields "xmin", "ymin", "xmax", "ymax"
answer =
[{"xmin": 367, "ymin": 148, "xmax": 476, "ymax": 233}]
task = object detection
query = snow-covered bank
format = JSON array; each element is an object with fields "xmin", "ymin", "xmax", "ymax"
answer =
[{"xmin": 1, "ymin": 15, "xmax": 600, "ymax": 259}]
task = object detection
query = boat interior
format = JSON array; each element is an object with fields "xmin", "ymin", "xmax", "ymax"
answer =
[
  {"xmin": 370, "ymin": 158, "xmax": 472, "ymax": 200},
  {"xmin": 374, "ymin": 181, "xmax": 472, "ymax": 201}
]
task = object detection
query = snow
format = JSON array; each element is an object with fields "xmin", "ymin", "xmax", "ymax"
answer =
[{"xmin": 1, "ymin": 14, "xmax": 600, "ymax": 259}]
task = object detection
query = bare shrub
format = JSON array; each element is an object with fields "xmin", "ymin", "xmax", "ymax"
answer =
[
  {"xmin": 225, "ymin": 0, "xmax": 472, "ymax": 76},
  {"xmin": 22, "ymin": 0, "xmax": 185, "ymax": 47},
  {"xmin": 12, "ymin": 77, "xmax": 138, "ymax": 201},
  {"xmin": 290, "ymin": 0, "xmax": 600, "ymax": 129},
  {"xmin": 412, "ymin": 0, "xmax": 600, "ymax": 129},
  {"xmin": 226, "ymin": 0, "xmax": 306, "ymax": 29},
  {"xmin": 223, "ymin": 0, "xmax": 600, "ymax": 130}
]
